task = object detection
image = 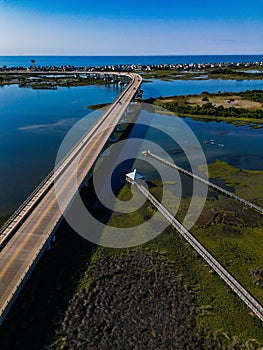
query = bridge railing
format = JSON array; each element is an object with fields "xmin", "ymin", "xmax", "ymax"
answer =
[
  {"xmin": 131, "ymin": 180, "xmax": 263, "ymax": 322},
  {"xmin": 143, "ymin": 150, "xmax": 263, "ymax": 215},
  {"xmin": 0, "ymin": 73, "xmax": 138, "ymax": 249}
]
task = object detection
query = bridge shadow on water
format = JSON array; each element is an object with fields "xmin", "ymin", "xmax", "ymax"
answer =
[
  {"xmin": 0, "ymin": 197, "xmax": 97, "ymax": 350},
  {"xmin": 0, "ymin": 119, "xmax": 149, "ymax": 350},
  {"xmin": 0, "ymin": 143, "xmax": 137, "ymax": 350},
  {"xmin": 0, "ymin": 107, "xmax": 168, "ymax": 349}
]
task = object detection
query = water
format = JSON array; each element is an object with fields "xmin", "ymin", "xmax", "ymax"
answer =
[
  {"xmin": 241, "ymin": 70, "xmax": 262, "ymax": 74},
  {"xmin": 0, "ymin": 84, "xmax": 120, "ymax": 216},
  {"xmin": 129, "ymin": 111, "xmax": 263, "ymax": 171},
  {"xmin": 1, "ymin": 55, "xmax": 263, "ymax": 68},
  {"xmin": 142, "ymin": 79, "xmax": 263, "ymax": 99},
  {"xmin": 114, "ymin": 111, "xmax": 263, "ymax": 193},
  {"xmin": 98, "ymin": 108, "xmax": 263, "ymax": 202},
  {"xmin": 1, "ymin": 76, "xmax": 263, "ymax": 217},
  {"xmin": 178, "ymin": 117, "xmax": 263, "ymax": 169}
]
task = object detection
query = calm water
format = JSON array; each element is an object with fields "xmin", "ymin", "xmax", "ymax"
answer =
[
  {"xmin": 98, "ymin": 108, "xmax": 263, "ymax": 202},
  {"xmin": 126, "ymin": 111, "xmax": 263, "ymax": 175},
  {"xmin": 142, "ymin": 79, "xmax": 263, "ymax": 99},
  {"xmin": 0, "ymin": 84, "xmax": 121, "ymax": 216},
  {"xmin": 1, "ymin": 55, "xmax": 263, "ymax": 68},
  {"xmin": 1, "ymin": 77, "xmax": 263, "ymax": 217}
]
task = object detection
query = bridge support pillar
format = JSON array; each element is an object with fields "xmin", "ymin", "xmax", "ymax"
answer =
[{"xmin": 46, "ymin": 235, "xmax": 56, "ymax": 251}]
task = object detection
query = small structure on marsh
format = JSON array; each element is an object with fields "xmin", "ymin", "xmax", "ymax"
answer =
[{"xmin": 125, "ymin": 169, "xmax": 144, "ymax": 184}]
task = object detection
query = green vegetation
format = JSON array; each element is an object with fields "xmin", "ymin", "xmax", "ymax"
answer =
[
  {"xmin": 0, "ymin": 74, "xmax": 112, "ymax": 89},
  {"xmin": 200, "ymin": 160, "xmax": 263, "ymax": 206},
  {"xmin": 192, "ymin": 196, "xmax": 263, "ymax": 300},
  {"xmin": 52, "ymin": 250, "xmax": 200, "ymax": 349},
  {"xmin": 52, "ymin": 231, "xmax": 263, "ymax": 348},
  {"xmin": 139, "ymin": 69, "xmax": 185, "ymax": 81},
  {"xmin": 209, "ymin": 67, "xmax": 263, "ymax": 80},
  {"xmin": 87, "ymin": 102, "xmax": 111, "ymax": 110},
  {"xmin": 187, "ymin": 161, "xmax": 263, "ymax": 327},
  {"xmin": 250, "ymin": 268, "xmax": 263, "ymax": 288},
  {"xmin": 240, "ymin": 90, "xmax": 263, "ymax": 103},
  {"xmin": 0, "ymin": 216, "xmax": 8, "ymax": 228},
  {"xmin": 2, "ymin": 158, "xmax": 258, "ymax": 348},
  {"xmin": 145, "ymin": 90, "xmax": 263, "ymax": 124},
  {"xmin": 50, "ymin": 161, "xmax": 263, "ymax": 348},
  {"xmin": 168, "ymin": 101, "xmax": 263, "ymax": 119},
  {"xmin": 139, "ymin": 66, "xmax": 263, "ymax": 81}
]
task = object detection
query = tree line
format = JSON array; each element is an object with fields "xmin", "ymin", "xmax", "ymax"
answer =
[
  {"xmin": 159, "ymin": 101, "xmax": 263, "ymax": 119},
  {"xmin": 145, "ymin": 90, "xmax": 263, "ymax": 120}
]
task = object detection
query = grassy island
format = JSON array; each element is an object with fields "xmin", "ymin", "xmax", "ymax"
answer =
[
  {"xmin": 144, "ymin": 89, "xmax": 263, "ymax": 125},
  {"xmin": 87, "ymin": 102, "xmax": 111, "ymax": 110},
  {"xmin": 139, "ymin": 65, "xmax": 263, "ymax": 81},
  {"xmin": 0, "ymin": 74, "xmax": 113, "ymax": 89}
]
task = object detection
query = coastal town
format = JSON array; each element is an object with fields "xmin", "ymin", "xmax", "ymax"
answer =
[
  {"xmin": 1, "ymin": 59, "xmax": 263, "ymax": 90},
  {"xmin": 1, "ymin": 59, "xmax": 263, "ymax": 73}
]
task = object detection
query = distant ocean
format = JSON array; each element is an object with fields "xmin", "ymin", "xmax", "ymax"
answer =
[{"xmin": 1, "ymin": 55, "xmax": 263, "ymax": 68}]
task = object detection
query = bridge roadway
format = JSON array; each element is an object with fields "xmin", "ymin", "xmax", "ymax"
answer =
[
  {"xmin": 129, "ymin": 179, "xmax": 263, "ymax": 322},
  {"xmin": 143, "ymin": 150, "xmax": 263, "ymax": 215},
  {"xmin": 0, "ymin": 72, "xmax": 142, "ymax": 325}
]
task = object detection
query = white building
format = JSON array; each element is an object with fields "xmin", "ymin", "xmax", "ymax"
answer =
[{"xmin": 126, "ymin": 169, "xmax": 144, "ymax": 183}]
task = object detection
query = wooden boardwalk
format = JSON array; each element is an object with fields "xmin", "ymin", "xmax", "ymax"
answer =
[
  {"xmin": 130, "ymin": 179, "xmax": 263, "ymax": 322},
  {"xmin": 143, "ymin": 150, "xmax": 263, "ymax": 214}
]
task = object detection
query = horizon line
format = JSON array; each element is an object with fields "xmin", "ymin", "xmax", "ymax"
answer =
[{"xmin": 1, "ymin": 53, "xmax": 263, "ymax": 57}]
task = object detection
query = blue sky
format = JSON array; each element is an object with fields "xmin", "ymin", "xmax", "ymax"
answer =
[{"xmin": 0, "ymin": 0, "xmax": 263, "ymax": 55}]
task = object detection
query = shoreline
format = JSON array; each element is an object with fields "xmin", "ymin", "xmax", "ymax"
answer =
[
  {"xmin": 87, "ymin": 101, "xmax": 263, "ymax": 126},
  {"xmin": 144, "ymin": 90, "xmax": 263, "ymax": 126},
  {"xmin": 2, "ymin": 73, "xmax": 263, "ymax": 88},
  {"xmin": 140, "ymin": 68, "xmax": 263, "ymax": 81},
  {"xmin": 178, "ymin": 113, "xmax": 263, "ymax": 126},
  {"xmin": 0, "ymin": 77, "xmax": 113, "ymax": 89}
]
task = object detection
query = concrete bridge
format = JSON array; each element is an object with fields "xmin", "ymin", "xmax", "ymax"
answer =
[{"xmin": 0, "ymin": 72, "xmax": 142, "ymax": 325}]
